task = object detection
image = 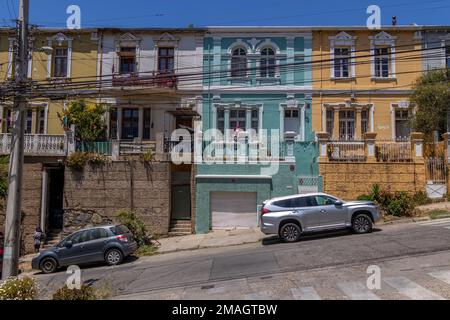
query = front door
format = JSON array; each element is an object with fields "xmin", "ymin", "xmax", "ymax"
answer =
[
  {"xmin": 171, "ymin": 185, "xmax": 191, "ymax": 220},
  {"xmin": 122, "ymin": 108, "xmax": 139, "ymax": 139},
  {"xmin": 48, "ymin": 167, "xmax": 64, "ymax": 231}
]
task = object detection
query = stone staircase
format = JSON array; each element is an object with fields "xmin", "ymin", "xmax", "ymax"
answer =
[
  {"xmin": 168, "ymin": 220, "xmax": 192, "ymax": 236},
  {"xmin": 42, "ymin": 230, "xmax": 62, "ymax": 249}
]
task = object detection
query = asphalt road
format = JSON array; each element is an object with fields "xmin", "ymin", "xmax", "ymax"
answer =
[{"xmin": 34, "ymin": 218, "xmax": 450, "ymax": 300}]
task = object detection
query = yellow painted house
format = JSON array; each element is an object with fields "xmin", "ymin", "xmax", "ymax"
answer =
[
  {"xmin": 311, "ymin": 27, "xmax": 423, "ymax": 141},
  {"xmin": 0, "ymin": 29, "xmax": 99, "ymax": 135}
]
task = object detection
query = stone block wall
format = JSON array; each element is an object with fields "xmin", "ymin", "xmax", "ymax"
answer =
[
  {"xmin": 320, "ymin": 161, "xmax": 426, "ymax": 200},
  {"xmin": 0, "ymin": 162, "xmax": 42, "ymax": 255},
  {"xmin": 63, "ymin": 161, "xmax": 171, "ymax": 236}
]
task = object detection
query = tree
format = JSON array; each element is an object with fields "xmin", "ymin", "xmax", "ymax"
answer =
[
  {"xmin": 410, "ymin": 68, "xmax": 450, "ymax": 141},
  {"xmin": 58, "ymin": 100, "xmax": 107, "ymax": 141}
]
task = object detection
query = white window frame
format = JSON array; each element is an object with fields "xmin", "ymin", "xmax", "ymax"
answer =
[
  {"xmin": 279, "ymin": 99, "xmax": 306, "ymax": 142},
  {"xmin": 333, "ymin": 47, "xmax": 351, "ymax": 78},
  {"xmin": 230, "ymin": 47, "xmax": 248, "ymax": 79},
  {"xmin": 212, "ymin": 102, "xmax": 263, "ymax": 140},
  {"xmin": 390, "ymin": 101, "xmax": 413, "ymax": 141},
  {"xmin": 227, "ymin": 39, "xmax": 252, "ymax": 80},
  {"xmin": 114, "ymin": 33, "xmax": 141, "ymax": 75},
  {"xmin": 329, "ymin": 32, "xmax": 356, "ymax": 79},
  {"xmin": 255, "ymin": 39, "xmax": 282, "ymax": 79},
  {"xmin": 47, "ymin": 33, "xmax": 73, "ymax": 79},
  {"xmin": 369, "ymin": 31, "xmax": 397, "ymax": 79}
]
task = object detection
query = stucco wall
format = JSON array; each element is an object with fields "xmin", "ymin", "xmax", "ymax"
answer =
[
  {"xmin": 320, "ymin": 161, "xmax": 426, "ymax": 200},
  {"xmin": 63, "ymin": 161, "xmax": 171, "ymax": 236},
  {"xmin": 0, "ymin": 162, "xmax": 42, "ymax": 255}
]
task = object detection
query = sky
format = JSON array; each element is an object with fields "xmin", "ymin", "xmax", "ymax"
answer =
[{"xmin": 0, "ymin": 0, "xmax": 449, "ymax": 28}]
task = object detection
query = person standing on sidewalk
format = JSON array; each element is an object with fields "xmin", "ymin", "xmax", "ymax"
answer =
[{"xmin": 33, "ymin": 227, "xmax": 44, "ymax": 253}]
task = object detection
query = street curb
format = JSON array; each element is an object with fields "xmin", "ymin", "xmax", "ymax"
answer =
[{"xmin": 157, "ymin": 238, "xmax": 266, "ymax": 255}]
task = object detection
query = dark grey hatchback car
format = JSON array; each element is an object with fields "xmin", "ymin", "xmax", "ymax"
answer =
[{"xmin": 32, "ymin": 225, "xmax": 137, "ymax": 274}]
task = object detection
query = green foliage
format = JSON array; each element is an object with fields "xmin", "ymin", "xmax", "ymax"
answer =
[
  {"xmin": 117, "ymin": 210, "xmax": 150, "ymax": 246},
  {"xmin": 0, "ymin": 156, "xmax": 9, "ymax": 199},
  {"xmin": 140, "ymin": 150, "xmax": 153, "ymax": 163},
  {"xmin": 428, "ymin": 209, "xmax": 450, "ymax": 220},
  {"xmin": 135, "ymin": 244, "xmax": 158, "ymax": 257},
  {"xmin": 58, "ymin": 100, "xmax": 107, "ymax": 141},
  {"xmin": 357, "ymin": 184, "xmax": 426, "ymax": 217},
  {"xmin": 52, "ymin": 285, "xmax": 97, "ymax": 300},
  {"xmin": 411, "ymin": 190, "xmax": 431, "ymax": 206},
  {"xmin": 0, "ymin": 277, "xmax": 38, "ymax": 300},
  {"xmin": 411, "ymin": 68, "xmax": 450, "ymax": 141},
  {"xmin": 66, "ymin": 152, "xmax": 108, "ymax": 170}
]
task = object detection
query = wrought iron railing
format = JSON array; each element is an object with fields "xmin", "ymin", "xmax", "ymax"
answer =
[
  {"xmin": 327, "ymin": 141, "xmax": 366, "ymax": 162},
  {"xmin": 375, "ymin": 140, "xmax": 412, "ymax": 162}
]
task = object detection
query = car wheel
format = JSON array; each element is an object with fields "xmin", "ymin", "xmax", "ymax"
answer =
[
  {"xmin": 40, "ymin": 257, "xmax": 57, "ymax": 274},
  {"xmin": 105, "ymin": 248, "xmax": 123, "ymax": 266},
  {"xmin": 279, "ymin": 223, "xmax": 302, "ymax": 243},
  {"xmin": 352, "ymin": 214, "xmax": 373, "ymax": 234}
]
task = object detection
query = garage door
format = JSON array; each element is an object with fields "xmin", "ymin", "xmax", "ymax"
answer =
[{"xmin": 211, "ymin": 192, "xmax": 257, "ymax": 229}]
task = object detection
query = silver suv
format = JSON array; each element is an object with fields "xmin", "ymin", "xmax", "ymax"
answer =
[{"xmin": 260, "ymin": 193, "xmax": 381, "ymax": 242}]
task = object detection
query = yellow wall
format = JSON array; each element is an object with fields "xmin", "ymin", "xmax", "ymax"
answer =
[
  {"xmin": 312, "ymin": 29, "xmax": 422, "ymax": 90},
  {"xmin": 312, "ymin": 94, "xmax": 413, "ymax": 140},
  {"xmin": 312, "ymin": 29, "xmax": 423, "ymax": 140},
  {"xmin": 0, "ymin": 33, "xmax": 11, "ymax": 81},
  {"xmin": 320, "ymin": 161, "xmax": 426, "ymax": 200},
  {"xmin": 0, "ymin": 30, "xmax": 98, "ymax": 135}
]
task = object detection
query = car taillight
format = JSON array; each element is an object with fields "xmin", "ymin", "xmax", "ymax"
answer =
[
  {"xmin": 261, "ymin": 207, "xmax": 271, "ymax": 215},
  {"xmin": 116, "ymin": 235, "xmax": 128, "ymax": 242}
]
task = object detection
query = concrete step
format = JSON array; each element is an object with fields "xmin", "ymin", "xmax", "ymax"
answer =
[
  {"xmin": 170, "ymin": 220, "xmax": 191, "ymax": 227},
  {"xmin": 168, "ymin": 231, "xmax": 192, "ymax": 236},
  {"xmin": 169, "ymin": 227, "xmax": 192, "ymax": 233}
]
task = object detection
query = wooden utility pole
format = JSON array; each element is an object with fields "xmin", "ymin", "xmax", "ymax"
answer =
[{"xmin": 2, "ymin": 0, "xmax": 29, "ymax": 279}]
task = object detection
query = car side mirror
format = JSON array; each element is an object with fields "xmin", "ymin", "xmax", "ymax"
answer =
[
  {"xmin": 334, "ymin": 200, "xmax": 343, "ymax": 206},
  {"xmin": 65, "ymin": 241, "xmax": 73, "ymax": 249}
]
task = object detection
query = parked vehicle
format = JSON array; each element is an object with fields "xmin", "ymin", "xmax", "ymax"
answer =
[
  {"xmin": 260, "ymin": 193, "xmax": 381, "ymax": 242},
  {"xmin": 31, "ymin": 225, "xmax": 137, "ymax": 274}
]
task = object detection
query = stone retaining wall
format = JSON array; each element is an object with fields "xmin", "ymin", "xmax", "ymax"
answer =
[
  {"xmin": 63, "ymin": 161, "xmax": 171, "ymax": 236},
  {"xmin": 0, "ymin": 162, "xmax": 42, "ymax": 255},
  {"xmin": 320, "ymin": 161, "xmax": 426, "ymax": 200}
]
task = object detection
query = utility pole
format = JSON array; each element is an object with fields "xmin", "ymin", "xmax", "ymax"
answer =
[{"xmin": 2, "ymin": 0, "xmax": 29, "ymax": 279}]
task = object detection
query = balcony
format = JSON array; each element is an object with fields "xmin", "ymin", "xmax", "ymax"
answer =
[
  {"xmin": 327, "ymin": 141, "xmax": 366, "ymax": 162},
  {"xmin": 200, "ymin": 140, "xmax": 311, "ymax": 163},
  {"xmin": 317, "ymin": 132, "xmax": 423, "ymax": 163},
  {"xmin": 111, "ymin": 72, "xmax": 177, "ymax": 89},
  {"xmin": 0, "ymin": 134, "xmax": 66, "ymax": 156}
]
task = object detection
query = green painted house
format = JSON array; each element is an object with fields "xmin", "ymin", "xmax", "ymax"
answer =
[{"xmin": 195, "ymin": 27, "xmax": 321, "ymax": 233}]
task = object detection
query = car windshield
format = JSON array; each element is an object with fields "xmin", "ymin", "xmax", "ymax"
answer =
[{"xmin": 110, "ymin": 225, "xmax": 130, "ymax": 235}]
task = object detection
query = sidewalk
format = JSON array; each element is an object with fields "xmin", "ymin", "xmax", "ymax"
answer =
[{"xmin": 156, "ymin": 228, "xmax": 266, "ymax": 254}]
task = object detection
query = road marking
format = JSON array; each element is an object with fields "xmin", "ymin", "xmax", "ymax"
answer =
[
  {"xmin": 291, "ymin": 287, "xmax": 321, "ymax": 300},
  {"xmin": 428, "ymin": 270, "xmax": 450, "ymax": 285},
  {"xmin": 418, "ymin": 219, "xmax": 450, "ymax": 226},
  {"xmin": 337, "ymin": 281, "xmax": 380, "ymax": 300},
  {"xmin": 245, "ymin": 291, "xmax": 271, "ymax": 300},
  {"xmin": 384, "ymin": 276, "xmax": 444, "ymax": 300}
]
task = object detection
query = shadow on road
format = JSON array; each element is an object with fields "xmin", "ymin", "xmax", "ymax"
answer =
[
  {"xmin": 261, "ymin": 228, "xmax": 382, "ymax": 246},
  {"xmin": 34, "ymin": 255, "xmax": 140, "ymax": 276}
]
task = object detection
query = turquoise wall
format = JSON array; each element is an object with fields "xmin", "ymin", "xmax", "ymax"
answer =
[{"xmin": 197, "ymin": 33, "xmax": 319, "ymax": 233}]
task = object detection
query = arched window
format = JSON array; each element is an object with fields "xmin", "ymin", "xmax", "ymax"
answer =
[
  {"xmin": 260, "ymin": 47, "xmax": 276, "ymax": 78},
  {"xmin": 231, "ymin": 47, "xmax": 247, "ymax": 78}
]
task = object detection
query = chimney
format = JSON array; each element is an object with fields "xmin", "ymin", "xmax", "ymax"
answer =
[{"xmin": 392, "ymin": 16, "xmax": 398, "ymax": 26}]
